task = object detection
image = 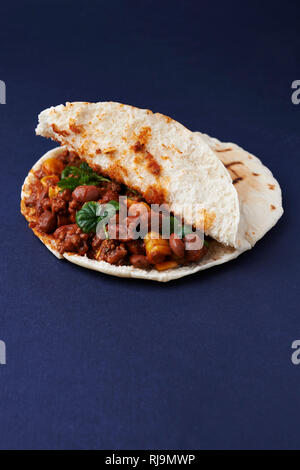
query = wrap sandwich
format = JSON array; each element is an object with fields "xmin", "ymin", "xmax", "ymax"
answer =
[{"xmin": 21, "ymin": 102, "xmax": 283, "ymax": 281}]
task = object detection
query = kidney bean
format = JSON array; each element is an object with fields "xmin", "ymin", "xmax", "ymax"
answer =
[
  {"xmin": 72, "ymin": 185, "xmax": 102, "ymax": 203},
  {"xmin": 37, "ymin": 210, "xmax": 57, "ymax": 233},
  {"xmin": 130, "ymin": 255, "xmax": 150, "ymax": 269},
  {"xmin": 169, "ymin": 233, "xmax": 185, "ymax": 258},
  {"xmin": 184, "ymin": 233, "xmax": 208, "ymax": 262},
  {"xmin": 185, "ymin": 245, "xmax": 208, "ymax": 263},
  {"xmin": 184, "ymin": 233, "xmax": 202, "ymax": 251},
  {"xmin": 128, "ymin": 203, "xmax": 151, "ymax": 237}
]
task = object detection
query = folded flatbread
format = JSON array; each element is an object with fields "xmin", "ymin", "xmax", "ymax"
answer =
[{"xmin": 21, "ymin": 102, "xmax": 283, "ymax": 281}]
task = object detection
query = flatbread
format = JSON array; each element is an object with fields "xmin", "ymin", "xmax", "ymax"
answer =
[
  {"xmin": 36, "ymin": 102, "xmax": 241, "ymax": 248},
  {"xmin": 197, "ymin": 133, "xmax": 283, "ymax": 247},
  {"xmin": 21, "ymin": 136, "xmax": 283, "ymax": 282}
]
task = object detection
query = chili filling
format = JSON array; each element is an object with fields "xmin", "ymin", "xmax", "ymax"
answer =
[{"xmin": 23, "ymin": 150, "xmax": 209, "ymax": 271}]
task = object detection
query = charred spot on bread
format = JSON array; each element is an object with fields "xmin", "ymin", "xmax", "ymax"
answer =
[
  {"xmin": 132, "ymin": 141, "xmax": 145, "ymax": 153},
  {"xmin": 225, "ymin": 161, "xmax": 244, "ymax": 168},
  {"xmin": 145, "ymin": 152, "xmax": 161, "ymax": 176},
  {"xmin": 143, "ymin": 185, "xmax": 166, "ymax": 205},
  {"xmin": 69, "ymin": 119, "xmax": 84, "ymax": 134},
  {"xmin": 107, "ymin": 161, "xmax": 128, "ymax": 180},
  {"xmin": 131, "ymin": 126, "xmax": 152, "ymax": 154},
  {"xmin": 216, "ymin": 148, "xmax": 233, "ymax": 152},
  {"xmin": 51, "ymin": 123, "xmax": 70, "ymax": 137},
  {"xmin": 232, "ymin": 177, "xmax": 243, "ymax": 184}
]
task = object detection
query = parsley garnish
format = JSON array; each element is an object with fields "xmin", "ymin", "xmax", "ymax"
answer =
[
  {"xmin": 76, "ymin": 200, "xmax": 120, "ymax": 234},
  {"xmin": 58, "ymin": 162, "xmax": 110, "ymax": 191}
]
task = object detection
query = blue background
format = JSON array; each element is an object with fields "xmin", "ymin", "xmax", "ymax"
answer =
[{"xmin": 0, "ymin": 0, "xmax": 299, "ymax": 450}]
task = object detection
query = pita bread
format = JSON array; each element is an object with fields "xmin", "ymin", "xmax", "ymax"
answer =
[
  {"xmin": 36, "ymin": 102, "xmax": 241, "ymax": 248},
  {"xmin": 21, "ymin": 134, "xmax": 283, "ymax": 281},
  {"xmin": 197, "ymin": 132, "xmax": 283, "ymax": 247}
]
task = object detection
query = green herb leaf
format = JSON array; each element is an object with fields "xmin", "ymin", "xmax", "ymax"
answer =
[
  {"xmin": 76, "ymin": 201, "xmax": 100, "ymax": 233},
  {"xmin": 97, "ymin": 201, "xmax": 120, "ymax": 227},
  {"xmin": 76, "ymin": 200, "xmax": 120, "ymax": 234},
  {"xmin": 80, "ymin": 162, "xmax": 92, "ymax": 172},
  {"xmin": 58, "ymin": 162, "xmax": 110, "ymax": 192},
  {"xmin": 57, "ymin": 177, "xmax": 81, "ymax": 191},
  {"xmin": 61, "ymin": 166, "xmax": 82, "ymax": 179}
]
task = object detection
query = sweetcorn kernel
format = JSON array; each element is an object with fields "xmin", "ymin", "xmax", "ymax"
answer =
[
  {"xmin": 42, "ymin": 157, "xmax": 64, "ymax": 175},
  {"xmin": 155, "ymin": 260, "xmax": 179, "ymax": 271},
  {"xmin": 48, "ymin": 185, "xmax": 61, "ymax": 199},
  {"xmin": 41, "ymin": 175, "xmax": 59, "ymax": 188}
]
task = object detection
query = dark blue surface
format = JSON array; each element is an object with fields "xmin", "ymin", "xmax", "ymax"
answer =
[{"xmin": 0, "ymin": 0, "xmax": 299, "ymax": 449}]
